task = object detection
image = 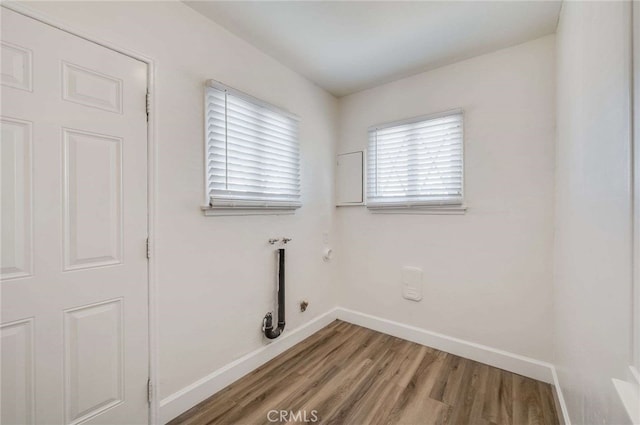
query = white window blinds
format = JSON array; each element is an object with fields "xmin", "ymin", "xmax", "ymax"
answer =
[
  {"xmin": 367, "ymin": 111, "xmax": 464, "ymax": 208},
  {"xmin": 205, "ymin": 81, "xmax": 301, "ymax": 209}
]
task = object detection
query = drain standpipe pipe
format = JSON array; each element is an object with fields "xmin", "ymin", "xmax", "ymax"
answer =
[{"xmin": 263, "ymin": 248, "xmax": 286, "ymax": 339}]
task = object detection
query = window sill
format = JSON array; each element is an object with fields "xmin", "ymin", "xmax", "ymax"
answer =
[
  {"xmin": 336, "ymin": 202, "xmax": 365, "ymax": 207},
  {"xmin": 201, "ymin": 206, "xmax": 297, "ymax": 217},
  {"xmin": 367, "ymin": 204, "xmax": 467, "ymax": 215}
]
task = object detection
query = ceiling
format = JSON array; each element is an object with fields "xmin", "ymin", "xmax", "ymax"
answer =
[{"xmin": 185, "ymin": 1, "xmax": 561, "ymax": 97}]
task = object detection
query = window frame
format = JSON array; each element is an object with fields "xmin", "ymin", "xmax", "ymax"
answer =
[
  {"xmin": 201, "ymin": 80, "xmax": 302, "ymax": 216},
  {"xmin": 366, "ymin": 109, "xmax": 466, "ymax": 213}
]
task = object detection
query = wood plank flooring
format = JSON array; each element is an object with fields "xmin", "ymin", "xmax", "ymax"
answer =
[{"xmin": 169, "ymin": 320, "xmax": 558, "ymax": 425}]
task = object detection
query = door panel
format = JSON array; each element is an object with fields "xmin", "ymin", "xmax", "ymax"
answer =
[
  {"xmin": 63, "ymin": 128, "xmax": 123, "ymax": 271},
  {"xmin": 61, "ymin": 62, "xmax": 123, "ymax": 113},
  {"xmin": 1, "ymin": 116, "xmax": 32, "ymax": 280},
  {"xmin": 64, "ymin": 299, "xmax": 123, "ymax": 424},
  {"xmin": 1, "ymin": 7, "xmax": 149, "ymax": 425},
  {"xmin": 0, "ymin": 41, "xmax": 33, "ymax": 92},
  {"xmin": 1, "ymin": 319, "xmax": 35, "ymax": 425}
]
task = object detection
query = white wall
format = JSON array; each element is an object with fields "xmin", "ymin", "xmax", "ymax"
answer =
[
  {"xmin": 20, "ymin": 0, "xmax": 338, "ymax": 403},
  {"xmin": 555, "ymin": 2, "xmax": 633, "ymax": 424},
  {"xmin": 336, "ymin": 36, "xmax": 556, "ymax": 361}
]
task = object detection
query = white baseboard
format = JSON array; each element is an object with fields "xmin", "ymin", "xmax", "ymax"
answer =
[
  {"xmin": 551, "ymin": 366, "xmax": 572, "ymax": 425},
  {"xmin": 158, "ymin": 307, "xmax": 339, "ymax": 424},
  {"xmin": 335, "ymin": 307, "xmax": 554, "ymax": 383},
  {"xmin": 159, "ymin": 306, "xmax": 572, "ymax": 425}
]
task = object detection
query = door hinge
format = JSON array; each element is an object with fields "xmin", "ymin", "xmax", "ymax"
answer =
[
  {"xmin": 145, "ymin": 91, "xmax": 150, "ymax": 121},
  {"xmin": 147, "ymin": 378, "xmax": 153, "ymax": 404},
  {"xmin": 146, "ymin": 237, "xmax": 151, "ymax": 260}
]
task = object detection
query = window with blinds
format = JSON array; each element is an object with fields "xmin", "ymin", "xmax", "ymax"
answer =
[
  {"xmin": 367, "ymin": 111, "xmax": 464, "ymax": 209},
  {"xmin": 205, "ymin": 81, "xmax": 301, "ymax": 210}
]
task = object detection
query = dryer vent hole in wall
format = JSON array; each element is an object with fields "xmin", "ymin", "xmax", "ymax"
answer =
[
  {"xmin": 300, "ymin": 300, "xmax": 309, "ymax": 312},
  {"xmin": 402, "ymin": 266, "xmax": 423, "ymax": 301}
]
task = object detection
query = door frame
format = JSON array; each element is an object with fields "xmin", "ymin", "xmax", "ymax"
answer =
[
  {"xmin": 633, "ymin": 0, "xmax": 640, "ymax": 380},
  {"xmin": 1, "ymin": 2, "xmax": 160, "ymax": 422}
]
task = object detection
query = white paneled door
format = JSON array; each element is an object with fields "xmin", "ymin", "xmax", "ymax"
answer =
[{"xmin": 1, "ymin": 8, "xmax": 149, "ymax": 425}]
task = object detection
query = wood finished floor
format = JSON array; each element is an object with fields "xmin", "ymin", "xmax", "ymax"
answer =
[{"xmin": 169, "ymin": 320, "xmax": 559, "ymax": 425}]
